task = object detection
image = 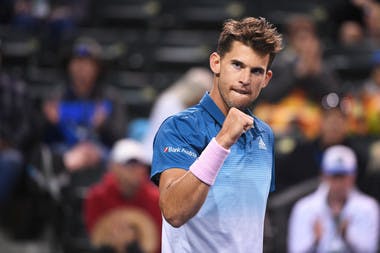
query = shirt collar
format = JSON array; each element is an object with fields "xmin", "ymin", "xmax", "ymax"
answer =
[
  {"xmin": 199, "ymin": 92, "xmax": 225, "ymax": 126},
  {"xmin": 199, "ymin": 92, "xmax": 264, "ymax": 134}
]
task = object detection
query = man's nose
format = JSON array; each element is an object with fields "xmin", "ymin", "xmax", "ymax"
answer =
[{"xmin": 240, "ymin": 69, "xmax": 251, "ymax": 85}]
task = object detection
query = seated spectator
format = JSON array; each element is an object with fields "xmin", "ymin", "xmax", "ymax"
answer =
[
  {"xmin": 84, "ymin": 139, "xmax": 161, "ymax": 253},
  {"xmin": 42, "ymin": 37, "xmax": 127, "ymax": 172},
  {"xmin": 259, "ymin": 14, "xmax": 341, "ymax": 104},
  {"xmin": 142, "ymin": 67, "xmax": 212, "ymax": 162},
  {"xmin": 342, "ymin": 50, "xmax": 380, "ymax": 135},
  {"xmin": 10, "ymin": 0, "xmax": 86, "ymax": 33},
  {"xmin": 276, "ymin": 105, "xmax": 367, "ymax": 192},
  {"xmin": 0, "ymin": 76, "xmax": 25, "ymax": 206},
  {"xmin": 0, "ymin": 39, "xmax": 39, "ymax": 207},
  {"xmin": 8, "ymin": 0, "xmax": 91, "ymax": 66},
  {"xmin": 352, "ymin": 0, "xmax": 380, "ymax": 47},
  {"xmin": 288, "ymin": 145, "xmax": 379, "ymax": 253},
  {"xmin": 327, "ymin": 0, "xmax": 380, "ymax": 48},
  {"xmin": 338, "ymin": 20, "xmax": 366, "ymax": 48}
]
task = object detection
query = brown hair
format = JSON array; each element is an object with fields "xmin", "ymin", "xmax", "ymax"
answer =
[{"xmin": 217, "ymin": 17, "xmax": 283, "ymax": 69}]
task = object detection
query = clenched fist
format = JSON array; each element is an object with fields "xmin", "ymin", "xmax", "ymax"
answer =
[{"xmin": 215, "ymin": 107, "xmax": 253, "ymax": 149}]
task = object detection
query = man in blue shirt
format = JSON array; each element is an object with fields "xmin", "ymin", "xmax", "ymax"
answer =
[{"xmin": 151, "ymin": 17, "xmax": 283, "ymax": 253}]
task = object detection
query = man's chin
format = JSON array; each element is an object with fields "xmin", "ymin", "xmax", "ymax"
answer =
[{"xmin": 228, "ymin": 102, "xmax": 251, "ymax": 112}]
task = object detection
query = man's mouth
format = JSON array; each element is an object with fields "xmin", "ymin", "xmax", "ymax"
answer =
[{"xmin": 232, "ymin": 88, "xmax": 250, "ymax": 95}]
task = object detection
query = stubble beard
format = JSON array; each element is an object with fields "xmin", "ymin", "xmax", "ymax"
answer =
[{"xmin": 218, "ymin": 81, "xmax": 253, "ymax": 112}]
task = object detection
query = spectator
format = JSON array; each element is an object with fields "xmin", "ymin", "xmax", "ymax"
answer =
[
  {"xmin": 328, "ymin": 0, "xmax": 380, "ymax": 48},
  {"xmin": 327, "ymin": 0, "xmax": 366, "ymax": 41},
  {"xmin": 84, "ymin": 139, "xmax": 161, "ymax": 253},
  {"xmin": 276, "ymin": 105, "xmax": 367, "ymax": 192},
  {"xmin": 352, "ymin": 0, "xmax": 380, "ymax": 47},
  {"xmin": 9, "ymin": 0, "xmax": 91, "ymax": 66},
  {"xmin": 10, "ymin": 0, "xmax": 86, "ymax": 33},
  {"xmin": 342, "ymin": 49, "xmax": 380, "ymax": 135},
  {"xmin": 0, "ymin": 39, "xmax": 39, "ymax": 206},
  {"xmin": 338, "ymin": 20, "xmax": 366, "ymax": 48},
  {"xmin": 142, "ymin": 67, "xmax": 212, "ymax": 162},
  {"xmin": 288, "ymin": 145, "xmax": 379, "ymax": 253},
  {"xmin": 42, "ymin": 36, "xmax": 127, "ymax": 172},
  {"xmin": 259, "ymin": 14, "xmax": 341, "ymax": 103},
  {"xmin": 361, "ymin": 50, "xmax": 380, "ymax": 93}
]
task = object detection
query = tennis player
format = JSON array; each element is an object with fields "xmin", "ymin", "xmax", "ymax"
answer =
[{"xmin": 151, "ymin": 17, "xmax": 283, "ymax": 252}]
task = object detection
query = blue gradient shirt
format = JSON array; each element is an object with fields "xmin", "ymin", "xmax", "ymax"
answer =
[{"xmin": 151, "ymin": 93, "xmax": 275, "ymax": 253}]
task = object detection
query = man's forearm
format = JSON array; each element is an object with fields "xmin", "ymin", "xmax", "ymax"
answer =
[{"xmin": 159, "ymin": 169, "xmax": 210, "ymax": 227}]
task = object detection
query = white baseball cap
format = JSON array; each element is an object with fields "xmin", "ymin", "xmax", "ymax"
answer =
[
  {"xmin": 321, "ymin": 145, "xmax": 357, "ymax": 175},
  {"xmin": 109, "ymin": 139, "xmax": 149, "ymax": 165}
]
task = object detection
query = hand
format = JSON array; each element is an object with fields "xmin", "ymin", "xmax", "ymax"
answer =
[
  {"xmin": 215, "ymin": 107, "xmax": 253, "ymax": 149},
  {"xmin": 43, "ymin": 100, "xmax": 59, "ymax": 124},
  {"xmin": 313, "ymin": 218, "xmax": 323, "ymax": 243},
  {"xmin": 92, "ymin": 105, "xmax": 108, "ymax": 128},
  {"xmin": 63, "ymin": 142, "xmax": 102, "ymax": 171},
  {"xmin": 339, "ymin": 218, "xmax": 349, "ymax": 239}
]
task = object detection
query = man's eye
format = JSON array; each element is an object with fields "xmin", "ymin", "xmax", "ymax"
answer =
[
  {"xmin": 251, "ymin": 68, "xmax": 264, "ymax": 75},
  {"xmin": 232, "ymin": 62, "xmax": 241, "ymax": 69}
]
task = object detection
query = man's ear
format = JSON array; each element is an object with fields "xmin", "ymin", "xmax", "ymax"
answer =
[
  {"xmin": 262, "ymin": 70, "xmax": 273, "ymax": 88},
  {"xmin": 209, "ymin": 52, "xmax": 221, "ymax": 76}
]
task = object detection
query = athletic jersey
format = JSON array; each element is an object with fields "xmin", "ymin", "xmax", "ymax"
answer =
[{"xmin": 151, "ymin": 93, "xmax": 275, "ymax": 253}]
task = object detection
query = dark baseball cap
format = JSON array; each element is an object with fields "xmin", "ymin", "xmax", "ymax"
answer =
[{"xmin": 72, "ymin": 37, "xmax": 102, "ymax": 59}]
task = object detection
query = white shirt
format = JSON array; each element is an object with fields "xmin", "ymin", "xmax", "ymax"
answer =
[{"xmin": 288, "ymin": 184, "xmax": 379, "ymax": 253}]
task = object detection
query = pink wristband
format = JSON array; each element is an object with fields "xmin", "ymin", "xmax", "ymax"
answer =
[{"xmin": 189, "ymin": 138, "xmax": 230, "ymax": 185}]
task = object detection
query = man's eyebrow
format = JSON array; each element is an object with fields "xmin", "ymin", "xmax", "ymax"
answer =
[
  {"xmin": 251, "ymin": 67, "xmax": 265, "ymax": 73},
  {"xmin": 231, "ymin": 59, "xmax": 244, "ymax": 65},
  {"xmin": 231, "ymin": 59, "xmax": 266, "ymax": 72}
]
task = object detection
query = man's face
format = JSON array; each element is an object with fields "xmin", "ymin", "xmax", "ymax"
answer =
[
  {"xmin": 324, "ymin": 174, "xmax": 355, "ymax": 201},
  {"xmin": 209, "ymin": 41, "xmax": 272, "ymax": 114},
  {"xmin": 112, "ymin": 160, "xmax": 148, "ymax": 197},
  {"xmin": 68, "ymin": 57, "xmax": 99, "ymax": 96},
  {"xmin": 320, "ymin": 110, "xmax": 347, "ymax": 146}
]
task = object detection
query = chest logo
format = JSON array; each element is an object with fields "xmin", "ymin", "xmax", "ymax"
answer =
[{"xmin": 258, "ymin": 137, "xmax": 267, "ymax": 150}]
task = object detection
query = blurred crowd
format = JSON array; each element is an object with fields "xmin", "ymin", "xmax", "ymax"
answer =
[{"xmin": 1, "ymin": 0, "xmax": 380, "ymax": 252}]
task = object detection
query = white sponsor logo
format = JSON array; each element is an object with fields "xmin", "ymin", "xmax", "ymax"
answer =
[{"xmin": 164, "ymin": 146, "xmax": 197, "ymax": 158}]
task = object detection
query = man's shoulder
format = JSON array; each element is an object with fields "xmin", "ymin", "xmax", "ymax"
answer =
[
  {"xmin": 155, "ymin": 104, "xmax": 211, "ymax": 151},
  {"xmin": 173, "ymin": 104, "xmax": 206, "ymax": 118},
  {"xmin": 350, "ymin": 190, "xmax": 380, "ymax": 212},
  {"xmin": 293, "ymin": 188, "xmax": 323, "ymax": 212},
  {"xmin": 159, "ymin": 104, "xmax": 208, "ymax": 130}
]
